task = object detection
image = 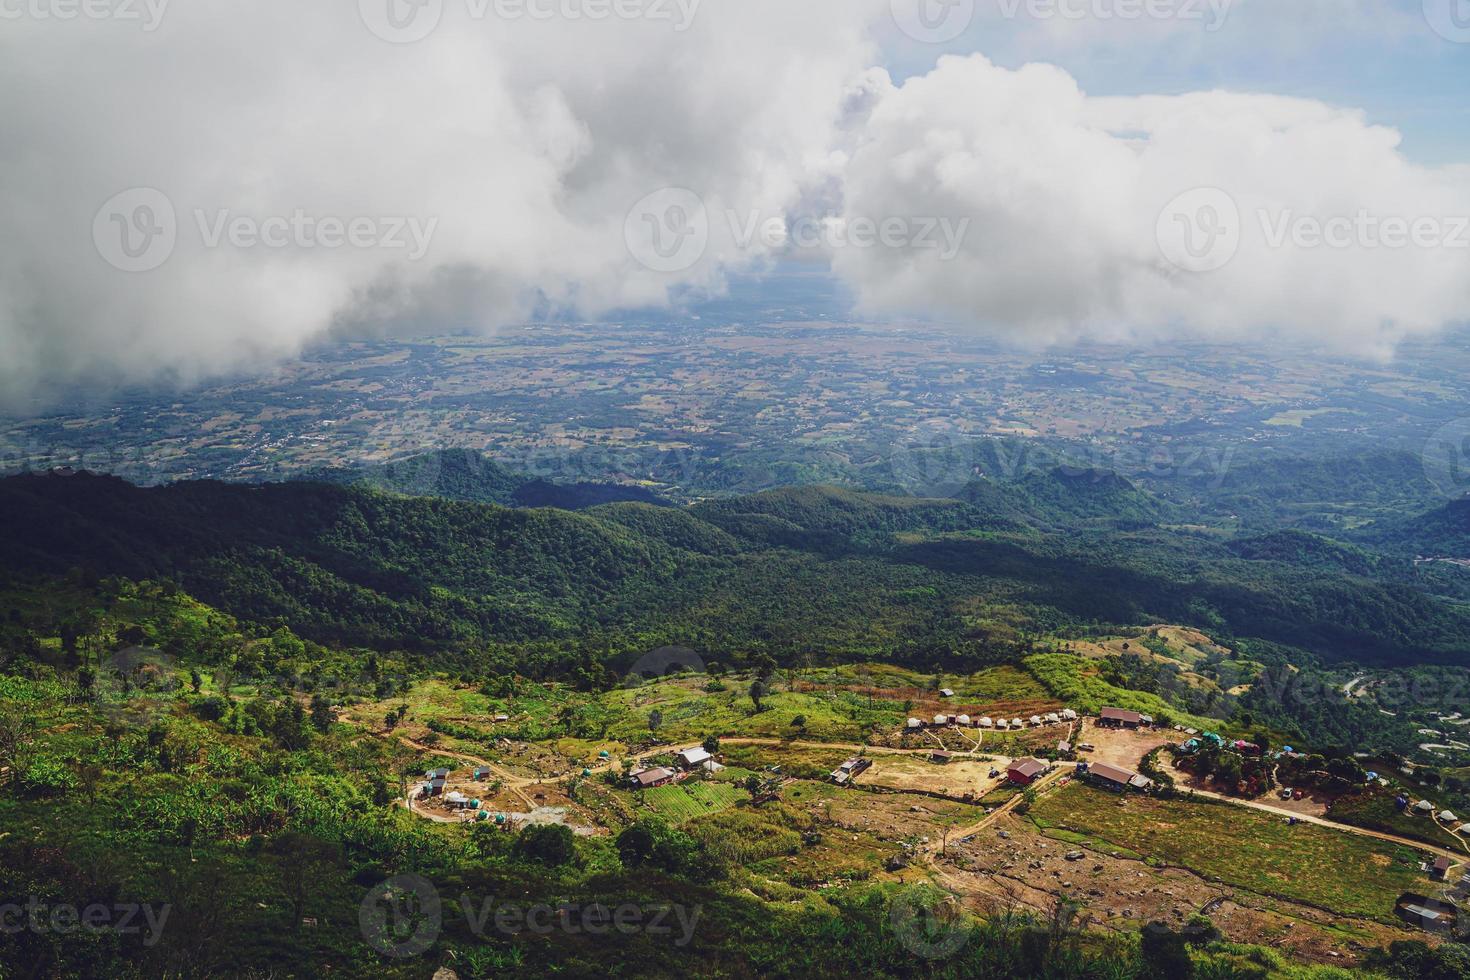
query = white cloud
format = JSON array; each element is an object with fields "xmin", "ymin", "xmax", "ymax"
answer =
[
  {"xmin": 0, "ymin": 3, "xmax": 1468, "ymax": 404},
  {"xmin": 0, "ymin": 1, "xmax": 882, "ymax": 402},
  {"xmin": 833, "ymin": 54, "xmax": 1470, "ymax": 356}
]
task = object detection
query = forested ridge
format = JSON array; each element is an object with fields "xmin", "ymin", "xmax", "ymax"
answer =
[{"xmin": 1, "ymin": 468, "xmax": 1466, "ymax": 669}]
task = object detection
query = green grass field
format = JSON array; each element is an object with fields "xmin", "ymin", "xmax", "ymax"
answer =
[
  {"xmin": 637, "ymin": 780, "xmax": 748, "ymax": 824},
  {"xmin": 1030, "ymin": 783, "xmax": 1428, "ymax": 922}
]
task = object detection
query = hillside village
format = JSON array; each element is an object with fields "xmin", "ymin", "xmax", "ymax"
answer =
[{"xmin": 357, "ymin": 658, "xmax": 1469, "ymax": 967}]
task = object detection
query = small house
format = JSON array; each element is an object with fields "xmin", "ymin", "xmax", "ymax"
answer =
[
  {"xmin": 629, "ymin": 767, "xmax": 676, "ymax": 789},
  {"xmin": 1057, "ymin": 740, "xmax": 1072, "ymax": 755},
  {"xmin": 1398, "ymin": 901, "xmax": 1454, "ymax": 933},
  {"xmin": 473, "ymin": 766, "xmax": 492, "ymax": 781},
  {"xmin": 493, "ymin": 714, "xmax": 510, "ymax": 722},
  {"xmin": 939, "ymin": 689, "xmax": 955, "ymax": 698},
  {"xmin": 1084, "ymin": 762, "xmax": 1146, "ymax": 792},
  {"xmin": 1100, "ymin": 707, "xmax": 1143, "ymax": 729},
  {"xmin": 930, "ymin": 751, "xmax": 953, "ymax": 765},
  {"xmin": 831, "ymin": 757, "xmax": 871, "ymax": 783},
  {"xmin": 1007, "ymin": 758, "xmax": 1046, "ymax": 785},
  {"xmin": 676, "ymin": 747, "xmax": 713, "ymax": 770},
  {"xmin": 1432, "ymin": 857, "xmax": 1453, "ymax": 880}
]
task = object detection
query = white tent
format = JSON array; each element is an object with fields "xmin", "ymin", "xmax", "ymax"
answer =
[
  {"xmin": 933, "ymin": 715, "xmax": 947, "ymax": 726},
  {"xmin": 1439, "ymin": 810, "xmax": 1458, "ymax": 823},
  {"xmin": 907, "ymin": 718, "xmax": 922, "ymax": 729},
  {"xmin": 979, "ymin": 717, "xmax": 994, "ymax": 728},
  {"xmin": 1029, "ymin": 715, "xmax": 1043, "ymax": 726},
  {"xmin": 1011, "ymin": 718, "xmax": 1024, "ymax": 729},
  {"xmin": 1045, "ymin": 713, "xmax": 1061, "ymax": 724},
  {"xmin": 1416, "ymin": 800, "xmax": 1437, "ymax": 812},
  {"xmin": 1061, "ymin": 709, "xmax": 1078, "ymax": 721},
  {"xmin": 956, "ymin": 714, "xmax": 971, "ymax": 726}
]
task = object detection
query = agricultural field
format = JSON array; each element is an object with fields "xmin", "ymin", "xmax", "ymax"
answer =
[
  {"xmin": 1030, "ymin": 783, "xmax": 1429, "ymax": 923},
  {"xmin": 635, "ymin": 779, "xmax": 749, "ymax": 824},
  {"xmin": 941, "ymin": 811, "xmax": 1416, "ymax": 963}
]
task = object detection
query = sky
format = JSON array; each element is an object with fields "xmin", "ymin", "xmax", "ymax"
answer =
[{"xmin": 1, "ymin": 0, "xmax": 1468, "ymax": 405}]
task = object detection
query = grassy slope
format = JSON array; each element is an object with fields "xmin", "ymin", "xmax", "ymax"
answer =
[{"xmin": 1030, "ymin": 783, "xmax": 1427, "ymax": 922}]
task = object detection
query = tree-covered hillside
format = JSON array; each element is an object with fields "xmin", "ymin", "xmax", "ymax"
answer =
[{"xmin": 1, "ymin": 470, "xmax": 1466, "ymax": 670}]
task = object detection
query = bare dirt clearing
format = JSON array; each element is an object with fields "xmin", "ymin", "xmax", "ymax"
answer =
[{"xmin": 1076, "ymin": 719, "xmax": 1170, "ymax": 771}]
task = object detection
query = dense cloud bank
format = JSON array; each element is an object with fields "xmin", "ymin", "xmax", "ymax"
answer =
[{"xmin": 1, "ymin": 0, "xmax": 1466, "ymax": 401}]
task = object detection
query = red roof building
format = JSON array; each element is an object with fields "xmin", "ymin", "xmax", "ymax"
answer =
[{"xmin": 1007, "ymin": 758, "xmax": 1047, "ymax": 785}]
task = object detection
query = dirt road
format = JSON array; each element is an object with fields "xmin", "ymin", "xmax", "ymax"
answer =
[{"xmin": 926, "ymin": 765, "xmax": 1076, "ymax": 854}]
